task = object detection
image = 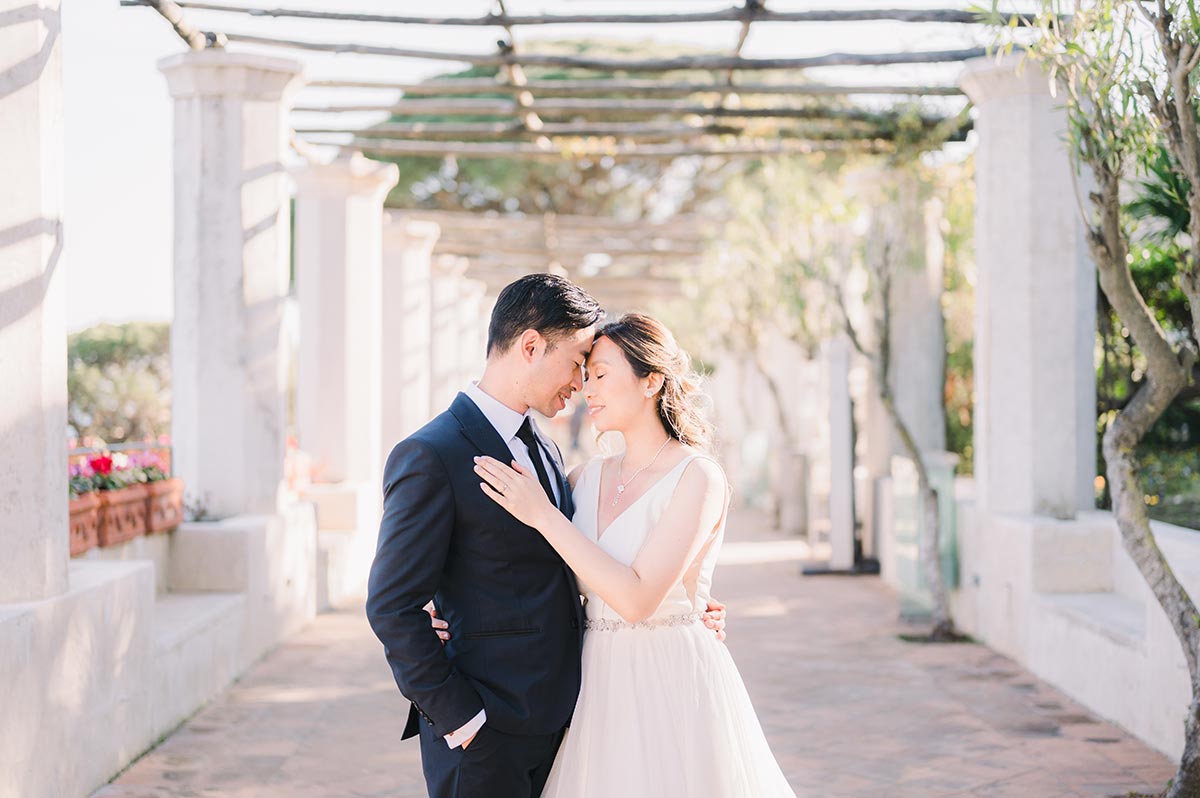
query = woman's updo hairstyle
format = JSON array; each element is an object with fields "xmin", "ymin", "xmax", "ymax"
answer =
[{"xmin": 594, "ymin": 313, "xmax": 714, "ymax": 452}]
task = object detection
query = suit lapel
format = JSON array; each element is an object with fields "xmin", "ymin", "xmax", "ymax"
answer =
[
  {"xmin": 452, "ymin": 392, "xmax": 575, "ymax": 518},
  {"xmin": 449, "ymin": 392, "xmax": 517, "ymax": 468}
]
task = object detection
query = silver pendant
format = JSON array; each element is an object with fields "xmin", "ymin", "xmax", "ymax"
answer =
[{"xmin": 611, "ymin": 484, "xmax": 625, "ymax": 506}]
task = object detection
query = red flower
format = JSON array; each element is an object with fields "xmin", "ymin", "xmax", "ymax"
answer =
[{"xmin": 89, "ymin": 455, "xmax": 113, "ymax": 475}]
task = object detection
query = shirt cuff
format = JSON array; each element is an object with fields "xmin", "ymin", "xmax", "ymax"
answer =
[{"xmin": 444, "ymin": 708, "xmax": 486, "ymax": 749}]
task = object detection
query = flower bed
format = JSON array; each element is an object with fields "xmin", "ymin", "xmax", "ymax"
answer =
[
  {"xmin": 68, "ymin": 447, "xmax": 184, "ymax": 555},
  {"xmin": 97, "ymin": 483, "xmax": 150, "ymax": 547},
  {"xmin": 146, "ymin": 477, "xmax": 184, "ymax": 533},
  {"xmin": 69, "ymin": 492, "xmax": 101, "ymax": 556}
]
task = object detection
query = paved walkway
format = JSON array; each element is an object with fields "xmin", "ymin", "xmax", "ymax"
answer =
[{"xmin": 96, "ymin": 511, "xmax": 1174, "ymax": 798}]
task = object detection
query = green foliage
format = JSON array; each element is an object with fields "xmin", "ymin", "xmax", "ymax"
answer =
[
  {"xmin": 67, "ymin": 322, "xmax": 170, "ymax": 443},
  {"xmin": 680, "ymin": 155, "xmax": 858, "ymax": 360},
  {"xmin": 69, "ymin": 473, "xmax": 94, "ymax": 497},
  {"xmin": 939, "ymin": 160, "xmax": 977, "ymax": 475},
  {"xmin": 1127, "ymin": 148, "xmax": 1192, "ymax": 244},
  {"xmin": 1137, "ymin": 446, "xmax": 1200, "ymax": 530},
  {"xmin": 375, "ymin": 40, "xmax": 735, "ymax": 217},
  {"xmin": 668, "ymin": 153, "xmax": 976, "ymax": 473},
  {"xmin": 986, "ymin": 0, "xmax": 1159, "ymax": 176},
  {"xmin": 1095, "ymin": 143, "xmax": 1200, "ymax": 508}
]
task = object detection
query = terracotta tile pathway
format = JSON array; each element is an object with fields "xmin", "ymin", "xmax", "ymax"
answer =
[{"xmin": 94, "ymin": 510, "xmax": 1175, "ymax": 798}]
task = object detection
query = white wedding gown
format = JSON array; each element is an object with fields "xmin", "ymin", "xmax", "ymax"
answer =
[{"xmin": 540, "ymin": 455, "xmax": 797, "ymax": 798}]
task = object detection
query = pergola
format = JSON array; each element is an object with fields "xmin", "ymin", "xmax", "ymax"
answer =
[
  {"xmin": 120, "ymin": 0, "xmax": 1002, "ymax": 308},
  {"xmin": 125, "ymin": 1, "xmax": 982, "ymax": 154}
]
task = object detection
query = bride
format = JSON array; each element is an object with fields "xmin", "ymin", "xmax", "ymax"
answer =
[{"xmin": 472, "ymin": 313, "xmax": 796, "ymax": 797}]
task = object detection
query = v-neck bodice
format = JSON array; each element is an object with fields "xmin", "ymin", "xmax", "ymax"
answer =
[{"xmin": 570, "ymin": 454, "xmax": 726, "ymax": 625}]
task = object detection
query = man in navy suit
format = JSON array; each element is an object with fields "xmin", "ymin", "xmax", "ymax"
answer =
[{"xmin": 367, "ymin": 274, "xmax": 724, "ymax": 798}]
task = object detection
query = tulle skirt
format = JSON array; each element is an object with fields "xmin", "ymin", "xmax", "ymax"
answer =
[{"xmin": 540, "ymin": 618, "xmax": 796, "ymax": 798}]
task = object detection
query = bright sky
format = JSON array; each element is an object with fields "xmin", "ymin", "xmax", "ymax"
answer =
[{"xmin": 61, "ymin": 0, "xmax": 987, "ymax": 331}]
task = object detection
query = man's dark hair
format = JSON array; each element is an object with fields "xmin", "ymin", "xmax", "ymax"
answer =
[{"xmin": 487, "ymin": 274, "xmax": 604, "ymax": 357}]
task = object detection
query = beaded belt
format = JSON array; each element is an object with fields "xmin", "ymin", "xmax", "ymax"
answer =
[{"xmin": 584, "ymin": 612, "xmax": 703, "ymax": 632}]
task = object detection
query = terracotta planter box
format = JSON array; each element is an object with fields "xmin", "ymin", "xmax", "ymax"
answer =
[
  {"xmin": 69, "ymin": 493, "xmax": 101, "ymax": 556},
  {"xmin": 97, "ymin": 484, "xmax": 150, "ymax": 547},
  {"xmin": 145, "ymin": 478, "xmax": 184, "ymax": 533}
]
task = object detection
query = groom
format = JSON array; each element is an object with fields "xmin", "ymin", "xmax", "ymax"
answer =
[{"xmin": 366, "ymin": 274, "xmax": 725, "ymax": 798}]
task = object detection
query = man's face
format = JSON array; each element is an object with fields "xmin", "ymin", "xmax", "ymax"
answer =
[{"xmin": 527, "ymin": 326, "xmax": 594, "ymax": 418}]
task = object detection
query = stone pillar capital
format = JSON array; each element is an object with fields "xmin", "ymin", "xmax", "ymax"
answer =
[
  {"xmin": 960, "ymin": 53, "xmax": 1053, "ymax": 103},
  {"xmin": 383, "ymin": 214, "xmax": 441, "ymax": 253},
  {"xmin": 292, "ymin": 152, "xmax": 399, "ymax": 202},
  {"xmin": 158, "ymin": 50, "xmax": 303, "ymax": 100},
  {"xmin": 433, "ymin": 253, "xmax": 470, "ymax": 280}
]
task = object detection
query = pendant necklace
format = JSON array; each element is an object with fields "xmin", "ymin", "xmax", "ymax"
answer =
[{"xmin": 612, "ymin": 437, "xmax": 672, "ymax": 507}]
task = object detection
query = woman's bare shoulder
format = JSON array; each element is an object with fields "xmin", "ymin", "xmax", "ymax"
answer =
[{"xmin": 568, "ymin": 455, "xmax": 608, "ymax": 489}]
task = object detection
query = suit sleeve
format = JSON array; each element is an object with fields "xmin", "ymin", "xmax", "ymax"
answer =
[{"xmin": 366, "ymin": 438, "xmax": 485, "ymax": 737}]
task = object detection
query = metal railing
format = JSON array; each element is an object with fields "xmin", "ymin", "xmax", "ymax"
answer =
[{"xmin": 68, "ymin": 441, "xmax": 174, "ymax": 477}]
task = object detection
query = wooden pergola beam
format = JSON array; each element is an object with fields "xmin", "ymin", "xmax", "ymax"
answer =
[
  {"xmin": 297, "ymin": 121, "xmax": 957, "ymax": 143},
  {"xmin": 433, "ymin": 243, "xmax": 703, "ymax": 261},
  {"xmin": 133, "ymin": 0, "xmax": 224, "ymax": 49},
  {"xmin": 219, "ymin": 33, "xmax": 987, "ymax": 72},
  {"xmin": 301, "ymin": 136, "xmax": 889, "ymax": 161},
  {"xmin": 289, "ymin": 101, "xmax": 880, "ymax": 119},
  {"xmin": 120, "ymin": 2, "xmax": 1020, "ymax": 27},
  {"xmin": 407, "ymin": 210, "xmax": 702, "ymax": 235},
  {"xmin": 293, "ymin": 98, "xmax": 952, "ymax": 125},
  {"xmin": 304, "ymin": 78, "xmax": 964, "ymax": 97},
  {"xmin": 494, "ymin": 2, "xmax": 544, "ymax": 134}
]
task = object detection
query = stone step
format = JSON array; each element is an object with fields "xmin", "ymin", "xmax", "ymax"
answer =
[
  {"xmin": 150, "ymin": 592, "xmax": 247, "ymax": 741},
  {"xmin": 1038, "ymin": 590, "xmax": 1145, "ymax": 648}
]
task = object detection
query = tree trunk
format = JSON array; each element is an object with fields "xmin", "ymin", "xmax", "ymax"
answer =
[
  {"xmin": 752, "ymin": 349, "xmax": 799, "ymax": 452},
  {"xmin": 1084, "ymin": 162, "xmax": 1200, "ymax": 798},
  {"xmin": 838, "ymin": 291, "xmax": 957, "ymax": 638},
  {"xmin": 750, "ymin": 349, "xmax": 800, "ymax": 530},
  {"xmin": 880, "ymin": 389, "xmax": 956, "ymax": 639},
  {"xmin": 1107, "ymin": 386, "xmax": 1200, "ymax": 798}
]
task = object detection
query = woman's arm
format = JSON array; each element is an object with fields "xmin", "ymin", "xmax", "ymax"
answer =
[{"xmin": 475, "ymin": 455, "xmax": 726, "ymax": 624}]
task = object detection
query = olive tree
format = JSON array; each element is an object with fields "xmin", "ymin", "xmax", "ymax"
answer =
[{"xmin": 992, "ymin": 3, "xmax": 1200, "ymax": 794}]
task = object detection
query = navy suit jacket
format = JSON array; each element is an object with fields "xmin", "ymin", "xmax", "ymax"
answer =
[{"xmin": 366, "ymin": 392, "xmax": 585, "ymax": 740}]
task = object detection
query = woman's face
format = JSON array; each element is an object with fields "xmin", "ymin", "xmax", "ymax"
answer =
[{"xmin": 583, "ymin": 336, "xmax": 655, "ymax": 433}]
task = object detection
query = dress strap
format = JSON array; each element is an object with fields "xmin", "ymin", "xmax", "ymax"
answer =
[{"xmin": 676, "ymin": 453, "xmax": 732, "ymax": 498}]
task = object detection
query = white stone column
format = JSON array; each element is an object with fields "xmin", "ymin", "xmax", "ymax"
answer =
[
  {"xmin": 457, "ymin": 275, "xmax": 488, "ymax": 387},
  {"xmin": 380, "ymin": 215, "xmax": 438, "ymax": 455},
  {"xmin": 479, "ymin": 291, "xmax": 497, "ymax": 353},
  {"xmin": 827, "ymin": 336, "xmax": 856, "ymax": 570},
  {"xmin": 962, "ymin": 55, "xmax": 1096, "ymax": 519},
  {"xmin": 0, "ymin": 0, "xmax": 68, "ymax": 601},
  {"xmin": 429, "ymin": 255, "xmax": 467, "ymax": 412},
  {"xmin": 159, "ymin": 52, "xmax": 303, "ymax": 519},
  {"xmin": 888, "ymin": 180, "xmax": 948, "ymax": 455},
  {"xmin": 861, "ymin": 178, "xmax": 949, "ymax": 555},
  {"xmin": 293, "ymin": 153, "xmax": 398, "ymax": 484}
]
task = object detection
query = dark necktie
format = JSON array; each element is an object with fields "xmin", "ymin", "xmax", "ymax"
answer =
[{"xmin": 516, "ymin": 417, "xmax": 558, "ymax": 509}]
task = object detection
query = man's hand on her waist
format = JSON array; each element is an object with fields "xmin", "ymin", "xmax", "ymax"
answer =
[{"xmin": 425, "ymin": 602, "xmax": 451, "ymax": 644}]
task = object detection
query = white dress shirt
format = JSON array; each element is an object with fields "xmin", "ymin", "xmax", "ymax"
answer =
[
  {"xmin": 464, "ymin": 381, "xmax": 561, "ymax": 504},
  {"xmin": 444, "ymin": 383, "xmax": 562, "ymax": 749}
]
